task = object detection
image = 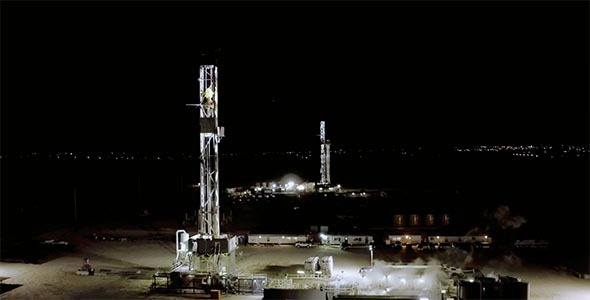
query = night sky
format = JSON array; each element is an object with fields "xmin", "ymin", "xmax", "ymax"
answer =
[{"xmin": 2, "ymin": 1, "xmax": 588, "ymax": 154}]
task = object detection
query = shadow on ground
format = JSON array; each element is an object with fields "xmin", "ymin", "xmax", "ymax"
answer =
[{"xmin": 0, "ymin": 283, "xmax": 23, "ymax": 294}]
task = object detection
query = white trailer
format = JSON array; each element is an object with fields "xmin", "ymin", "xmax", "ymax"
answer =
[
  {"xmin": 346, "ymin": 235, "xmax": 374, "ymax": 246},
  {"xmin": 467, "ymin": 235, "xmax": 492, "ymax": 244},
  {"xmin": 514, "ymin": 239, "xmax": 548, "ymax": 248},
  {"xmin": 385, "ymin": 235, "xmax": 422, "ymax": 245},
  {"xmin": 320, "ymin": 234, "xmax": 373, "ymax": 246},
  {"xmin": 248, "ymin": 234, "xmax": 308, "ymax": 245},
  {"xmin": 428, "ymin": 235, "xmax": 492, "ymax": 245},
  {"xmin": 320, "ymin": 234, "xmax": 346, "ymax": 245}
]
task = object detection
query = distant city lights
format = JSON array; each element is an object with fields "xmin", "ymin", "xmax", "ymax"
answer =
[{"xmin": 2, "ymin": 144, "xmax": 587, "ymax": 161}]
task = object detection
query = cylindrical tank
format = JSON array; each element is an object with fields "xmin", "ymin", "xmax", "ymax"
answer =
[
  {"xmin": 458, "ymin": 280, "xmax": 482, "ymax": 300},
  {"xmin": 502, "ymin": 282, "xmax": 529, "ymax": 299},
  {"xmin": 170, "ymin": 272, "xmax": 197, "ymax": 289},
  {"xmin": 425, "ymin": 214, "xmax": 435, "ymax": 226},
  {"xmin": 394, "ymin": 214, "xmax": 405, "ymax": 227},
  {"xmin": 319, "ymin": 256, "xmax": 334, "ymax": 276},
  {"xmin": 441, "ymin": 213, "xmax": 451, "ymax": 226},
  {"xmin": 481, "ymin": 279, "xmax": 503, "ymax": 299},
  {"xmin": 409, "ymin": 214, "xmax": 420, "ymax": 226},
  {"xmin": 177, "ymin": 230, "xmax": 189, "ymax": 251}
]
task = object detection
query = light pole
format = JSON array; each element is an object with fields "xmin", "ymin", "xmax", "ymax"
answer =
[{"xmin": 369, "ymin": 245, "xmax": 374, "ymax": 266}]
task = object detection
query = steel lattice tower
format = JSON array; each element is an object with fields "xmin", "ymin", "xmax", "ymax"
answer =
[
  {"xmin": 319, "ymin": 121, "xmax": 331, "ymax": 186},
  {"xmin": 195, "ymin": 65, "xmax": 223, "ymax": 238},
  {"xmin": 175, "ymin": 64, "xmax": 236, "ymax": 276}
]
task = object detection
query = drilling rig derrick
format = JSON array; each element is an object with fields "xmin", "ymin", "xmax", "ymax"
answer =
[
  {"xmin": 174, "ymin": 65, "xmax": 237, "ymax": 275},
  {"xmin": 319, "ymin": 121, "xmax": 331, "ymax": 188}
]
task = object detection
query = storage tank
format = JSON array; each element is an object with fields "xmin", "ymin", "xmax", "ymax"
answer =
[
  {"xmin": 394, "ymin": 214, "xmax": 405, "ymax": 227},
  {"xmin": 409, "ymin": 214, "xmax": 420, "ymax": 226},
  {"xmin": 458, "ymin": 280, "xmax": 482, "ymax": 300},
  {"xmin": 177, "ymin": 230, "xmax": 189, "ymax": 251},
  {"xmin": 304, "ymin": 256, "xmax": 319, "ymax": 273},
  {"xmin": 459, "ymin": 278, "xmax": 528, "ymax": 300},
  {"xmin": 441, "ymin": 213, "xmax": 451, "ymax": 226},
  {"xmin": 425, "ymin": 214, "xmax": 435, "ymax": 226},
  {"xmin": 499, "ymin": 276, "xmax": 529, "ymax": 299},
  {"xmin": 480, "ymin": 277, "xmax": 504, "ymax": 299},
  {"xmin": 319, "ymin": 256, "xmax": 333, "ymax": 276}
]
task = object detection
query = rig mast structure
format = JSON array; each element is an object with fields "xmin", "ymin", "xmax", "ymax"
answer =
[
  {"xmin": 176, "ymin": 64, "xmax": 236, "ymax": 274},
  {"xmin": 319, "ymin": 121, "xmax": 331, "ymax": 186},
  {"xmin": 196, "ymin": 65, "xmax": 223, "ymax": 238}
]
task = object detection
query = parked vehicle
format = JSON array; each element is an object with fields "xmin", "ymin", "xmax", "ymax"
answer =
[
  {"xmin": 295, "ymin": 241, "xmax": 312, "ymax": 248},
  {"xmin": 385, "ymin": 235, "xmax": 422, "ymax": 246},
  {"xmin": 416, "ymin": 242, "xmax": 433, "ymax": 251},
  {"xmin": 437, "ymin": 242, "xmax": 455, "ymax": 250}
]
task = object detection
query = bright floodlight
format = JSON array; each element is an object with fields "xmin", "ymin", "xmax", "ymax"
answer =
[
  {"xmin": 285, "ymin": 181, "xmax": 296, "ymax": 191},
  {"xmin": 320, "ymin": 233, "xmax": 327, "ymax": 240},
  {"xmin": 280, "ymin": 173, "xmax": 303, "ymax": 186}
]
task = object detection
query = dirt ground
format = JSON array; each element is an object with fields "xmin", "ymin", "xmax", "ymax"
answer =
[{"xmin": 1, "ymin": 223, "xmax": 589, "ymax": 299}]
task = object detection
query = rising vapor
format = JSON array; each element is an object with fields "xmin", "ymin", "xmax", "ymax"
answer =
[{"xmin": 493, "ymin": 205, "xmax": 526, "ymax": 229}]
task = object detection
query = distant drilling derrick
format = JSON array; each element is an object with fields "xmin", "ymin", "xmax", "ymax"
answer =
[
  {"xmin": 197, "ymin": 65, "xmax": 223, "ymax": 238},
  {"xmin": 319, "ymin": 121, "xmax": 331, "ymax": 186}
]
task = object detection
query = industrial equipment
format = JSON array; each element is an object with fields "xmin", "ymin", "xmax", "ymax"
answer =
[{"xmin": 161, "ymin": 65, "xmax": 238, "ymax": 293}]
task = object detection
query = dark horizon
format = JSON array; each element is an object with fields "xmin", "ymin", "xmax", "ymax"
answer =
[{"xmin": 2, "ymin": 1, "xmax": 588, "ymax": 155}]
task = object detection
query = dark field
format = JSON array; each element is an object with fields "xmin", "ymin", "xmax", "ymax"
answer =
[{"xmin": 2, "ymin": 149, "xmax": 588, "ymax": 273}]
